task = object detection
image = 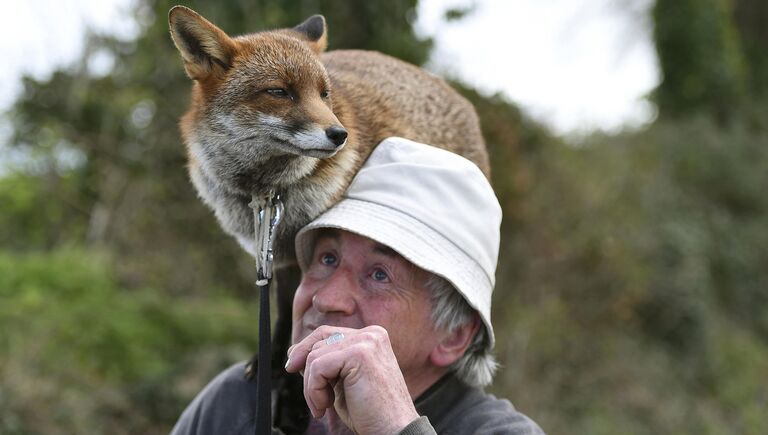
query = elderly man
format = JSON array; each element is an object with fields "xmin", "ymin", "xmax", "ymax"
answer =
[{"xmin": 172, "ymin": 138, "xmax": 544, "ymax": 434}]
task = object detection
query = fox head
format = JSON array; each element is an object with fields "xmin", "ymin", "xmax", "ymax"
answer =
[{"xmin": 169, "ymin": 6, "xmax": 348, "ymax": 194}]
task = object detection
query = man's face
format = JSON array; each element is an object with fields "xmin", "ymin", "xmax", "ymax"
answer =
[{"xmin": 292, "ymin": 229, "xmax": 441, "ymax": 381}]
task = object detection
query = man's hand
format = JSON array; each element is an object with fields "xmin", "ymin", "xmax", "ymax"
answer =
[{"xmin": 284, "ymin": 325, "xmax": 420, "ymax": 434}]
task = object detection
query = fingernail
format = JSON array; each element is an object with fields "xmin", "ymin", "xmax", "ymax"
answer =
[
  {"xmin": 284, "ymin": 358, "xmax": 290, "ymax": 369},
  {"xmin": 287, "ymin": 345, "xmax": 295, "ymax": 358}
]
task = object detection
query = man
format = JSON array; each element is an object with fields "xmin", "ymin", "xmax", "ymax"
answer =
[{"xmin": 172, "ymin": 138, "xmax": 545, "ymax": 434}]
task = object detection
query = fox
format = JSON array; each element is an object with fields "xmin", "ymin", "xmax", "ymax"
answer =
[{"xmin": 168, "ymin": 5, "xmax": 489, "ymax": 387}]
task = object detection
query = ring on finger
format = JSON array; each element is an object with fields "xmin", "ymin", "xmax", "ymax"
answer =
[{"xmin": 325, "ymin": 332, "xmax": 344, "ymax": 345}]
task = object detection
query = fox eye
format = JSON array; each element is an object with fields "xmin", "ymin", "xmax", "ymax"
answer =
[
  {"xmin": 267, "ymin": 88, "xmax": 290, "ymax": 99},
  {"xmin": 320, "ymin": 90, "xmax": 330, "ymax": 99}
]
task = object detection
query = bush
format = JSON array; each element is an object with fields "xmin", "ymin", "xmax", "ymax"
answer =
[
  {"xmin": 490, "ymin": 115, "xmax": 768, "ymax": 434},
  {"xmin": 0, "ymin": 248, "xmax": 260, "ymax": 434}
]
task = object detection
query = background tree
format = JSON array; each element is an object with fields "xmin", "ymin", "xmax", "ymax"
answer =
[
  {"xmin": 652, "ymin": 0, "xmax": 768, "ymax": 123},
  {"xmin": 733, "ymin": 0, "xmax": 768, "ymax": 98},
  {"xmin": 652, "ymin": 0, "xmax": 746, "ymax": 122}
]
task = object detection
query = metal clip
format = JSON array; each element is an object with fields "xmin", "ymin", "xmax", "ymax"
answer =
[{"xmin": 249, "ymin": 190, "xmax": 284, "ymax": 286}]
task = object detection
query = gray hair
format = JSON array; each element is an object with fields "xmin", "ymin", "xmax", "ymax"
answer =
[{"xmin": 426, "ymin": 274, "xmax": 498, "ymax": 387}]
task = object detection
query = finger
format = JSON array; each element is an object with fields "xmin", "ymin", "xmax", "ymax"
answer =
[
  {"xmin": 303, "ymin": 331, "xmax": 367, "ymax": 382},
  {"xmin": 285, "ymin": 325, "xmax": 355, "ymax": 373},
  {"xmin": 302, "ymin": 337, "xmax": 352, "ymax": 416},
  {"xmin": 304, "ymin": 351, "xmax": 349, "ymax": 418}
]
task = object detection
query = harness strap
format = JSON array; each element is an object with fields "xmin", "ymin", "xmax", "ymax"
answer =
[
  {"xmin": 255, "ymin": 279, "xmax": 271, "ymax": 435},
  {"xmin": 249, "ymin": 191, "xmax": 284, "ymax": 435}
]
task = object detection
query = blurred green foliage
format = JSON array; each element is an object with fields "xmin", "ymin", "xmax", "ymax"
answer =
[
  {"xmin": 1, "ymin": 0, "xmax": 767, "ymax": 433},
  {"xmin": 0, "ymin": 248, "xmax": 259, "ymax": 434},
  {"xmin": 489, "ymin": 114, "xmax": 768, "ymax": 434},
  {"xmin": 653, "ymin": 0, "xmax": 746, "ymax": 122}
]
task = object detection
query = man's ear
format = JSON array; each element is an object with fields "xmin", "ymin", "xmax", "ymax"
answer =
[
  {"xmin": 429, "ymin": 315, "xmax": 481, "ymax": 368},
  {"xmin": 169, "ymin": 6, "xmax": 236, "ymax": 80},
  {"xmin": 292, "ymin": 15, "xmax": 328, "ymax": 54}
]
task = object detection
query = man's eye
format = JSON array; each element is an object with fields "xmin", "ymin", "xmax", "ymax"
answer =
[
  {"xmin": 371, "ymin": 268, "xmax": 389, "ymax": 282},
  {"xmin": 320, "ymin": 253, "xmax": 337, "ymax": 265}
]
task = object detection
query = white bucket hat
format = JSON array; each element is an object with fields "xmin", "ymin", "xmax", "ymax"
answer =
[{"xmin": 295, "ymin": 137, "xmax": 502, "ymax": 346}]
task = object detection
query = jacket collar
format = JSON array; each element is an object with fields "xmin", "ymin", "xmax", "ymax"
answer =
[{"xmin": 414, "ymin": 373, "xmax": 473, "ymax": 424}]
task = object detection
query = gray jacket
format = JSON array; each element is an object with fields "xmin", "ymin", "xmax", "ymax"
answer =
[{"xmin": 171, "ymin": 362, "xmax": 544, "ymax": 434}]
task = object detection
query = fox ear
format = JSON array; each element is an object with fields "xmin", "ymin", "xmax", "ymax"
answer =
[
  {"xmin": 293, "ymin": 15, "xmax": 328, "ymax": 53},
  {"xmin": 169, "ymin": 6, "xmax": 236, "ymax": 80}
]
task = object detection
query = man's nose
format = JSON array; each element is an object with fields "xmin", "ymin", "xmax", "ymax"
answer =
[{"xmin": 312, "ymin": 268, "xmax": 356, "ymax": 315}]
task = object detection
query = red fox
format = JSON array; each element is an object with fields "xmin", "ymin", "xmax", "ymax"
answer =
[{"xmin": 168, "ymin": 5, "xmax": 488, "ymax": 379}]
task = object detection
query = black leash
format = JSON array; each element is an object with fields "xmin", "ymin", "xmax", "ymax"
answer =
[
  {"xmin": 249, "ymin": 191, "xmax": 283, "ymax": 435},
  {"xmin": 255, "ymin": 278, "xmax": 271, "ymax": 434}
]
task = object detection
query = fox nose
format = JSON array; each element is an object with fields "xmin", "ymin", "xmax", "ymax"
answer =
[{"xmin": 325, "ymin": 126, "xmax": 348, "ymax": 147}]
